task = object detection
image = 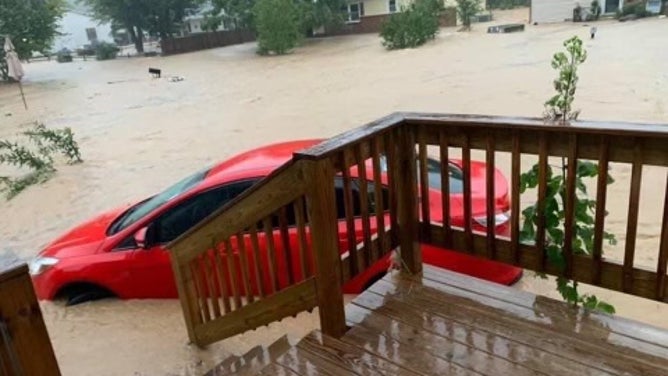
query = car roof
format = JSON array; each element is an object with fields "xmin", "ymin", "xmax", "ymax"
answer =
[{"xmin": 198, "ymin": 139, "xmax": 323, "ymax": 189}]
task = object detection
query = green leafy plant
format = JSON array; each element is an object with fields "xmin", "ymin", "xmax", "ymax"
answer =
[
  {"xmin": 95, "ymin": 42, "xmax": 120, "ymax": 61},
  {"xmin": 380, "ymin": 0, "xmax": 442, "ymax": 50},
  {"xmin": 544, "ymin": 36, "xmax": 587, "ymax": 123},
  {"xmin": 0, "ymin": 123, "xmax": 82, "ymax": 199},
  {"xmin": 456, "ymin": 0, "xmax": 482, "ymax": 31},
  {"xmin": 253, "ymin": 0, "xmax": 302, "ymax": 55},
  {"xmin": 590, "ymin": 0, "xmax": 602, "ymax": 20},
  {"xmin": 521, "ymin": 36, "xmax": 616, "ymax": 314}
]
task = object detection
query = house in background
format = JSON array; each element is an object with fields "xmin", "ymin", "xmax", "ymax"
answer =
[
  {"xmin": 318, "ymin": 0, "xmax": 459, "ymax": 36},
  {"xmin": 530, "ymin": 0, "xmax": 655, "ymax": 24},
  {"xmin": 53, "ymin": 1, "xmax": 113, "ymax": 52}
]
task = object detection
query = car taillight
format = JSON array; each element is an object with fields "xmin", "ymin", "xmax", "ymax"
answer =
[{"xmin": 473, "ymin": 211, "xmax": 510, "ymax": 228}]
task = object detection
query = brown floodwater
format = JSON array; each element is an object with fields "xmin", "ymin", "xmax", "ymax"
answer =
[{"xmin": 0, "ymin": 8, "xmax": 667, "ymax": 375}]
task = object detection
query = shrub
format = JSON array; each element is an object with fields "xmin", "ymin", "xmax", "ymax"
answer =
[
  {"xmin": 456, "ymin": 0, "xmax": 482, "ymax": 30},
  {"xmin": 95, "ymin": 42, "xmax": 119, "ymax": 60},
  {"xmin": 590, "ymin": 0, "xmax": 602, "ymax": 20},
  {"xmin": 616, "ymin": 1, "xmax": 653, "ymax": 18},
  {"xmin": 487, "ymin": 0, "xmax": 530, "ymax": 9},
  {"xmin": 380, "ymin": 0, "xmax": 442, "ymax": 50},
  {"xmin": 253, "ymin": 0, "xmax": 301, "ymax": 55}
]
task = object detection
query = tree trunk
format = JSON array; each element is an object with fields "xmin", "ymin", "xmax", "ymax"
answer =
[{"xmin": 135, "ymin": 27, "xmax": 145, "ymax": 54}]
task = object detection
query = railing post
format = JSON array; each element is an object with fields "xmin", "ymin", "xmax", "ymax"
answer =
[
  {"xmin": 304, "ymin": 159, "xmax": 347, "ymax": 338},
  {"xmin": 393, "ymin": 124, "xmax": 422, "ymax": 274}
]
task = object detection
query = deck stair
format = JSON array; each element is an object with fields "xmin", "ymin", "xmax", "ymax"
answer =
[
  {"xmin": 227, "ymin": 268, "xmax": 668, "ymax": 375},
  {"xmin": 204, "ymin": 335, "xmax": 292, "ymax": 375}
]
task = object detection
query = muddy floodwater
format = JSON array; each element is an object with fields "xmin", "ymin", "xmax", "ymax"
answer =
[{"xmin": 1, "ymin": 9, "xmax": 667, "ymax": 375}]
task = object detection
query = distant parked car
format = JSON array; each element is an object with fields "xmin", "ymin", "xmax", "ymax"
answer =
[{"xmin": 30, "ymin": 140, "xmax": 522, "ymax": 305}]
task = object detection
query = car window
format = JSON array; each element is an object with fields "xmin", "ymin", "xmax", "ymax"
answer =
[
  {"xmin": 334, "ymin": 177, "xmax": 389, "ymax": 219},
  {"xmin": 152, "ymin": 179, "xmax": 259, "ymax": 245},
  {"xmin": 109, "ymin": 167, "xmax": 212, "ymax": 235},
  {"xmin": 424, "ymin": 158, "xmax": 464, "ymax": 194}
]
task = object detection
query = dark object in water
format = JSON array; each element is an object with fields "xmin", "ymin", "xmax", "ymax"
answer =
[
  {"xmin": 148, "ymin": 67, "xmax": 161, "ymax": 78},
  {"xmin": 487, "ymin": 24, "xmax": 525, "ymax": 33}
]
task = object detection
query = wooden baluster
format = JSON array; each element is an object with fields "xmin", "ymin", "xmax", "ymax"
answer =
[
  {"xmin": 592, "ymin": 137, "xmax": 609, "ymax": 285},
  {"xmin": 418, "ymin": 126, "xmax": 431, "ymax": 242},
  {"xmin": 190, "ymin": 258, "xmax": 211, "ymax": 322},
  {"xmin": 356, "ymin": 142, "xmax": 374, "ymax": 266},
  {"xmin": 439, "ymin": 131, "xmax": 452, "ymax": 248},
  {"xmin": 385, "ymin": 129, "xmax": 399, "ymax": 247},
  {"xmin": 485, "ymin": 131, "xmax": 496, "ymax": 259},
  {"xmin": 462, "ymin": 133, "xmax": 473, "ymax": 253},
  {"xmin": 212, "ymin": 242, "xmax": 232, "ymax": 313},
  {"xmin": 248, "ymin": 226, "xmax": 265, "ymax": 298},
  {"xmin": 172, "ymin": 258, "xmax": 204, "ymax": 344},
  {"xmin": 235, "ymin": 232, "xmax": 254, "ymax": 303},
  {"xmin": 510, "ymin": 131, "xmax": 521, "ymax": 264},
  {"xmin": 305, "ymin": 159, "xmax": 346, "ymax": 338},
  {"xmin": 536, "ymin": 134, "xmax": 548, "ymax": 272},
  {"xmin": 394, "ymin": 125, "xmax": 421, "ymax": 273},
  {"xmin": 341, "ymin": 150, "xmax": 359, "ymax": 277},
  {"xmin": 278, "ymin": 206, "xmax": 295, "ymax": 285},
  {"xmin": 202, "ymin": 250, "xmax": 221, "ymax": 318},
  {"xmin": 262, "ymin": 217, "xmax": 280, "ymax": 294},
  {"xmin": 624, "ymin": 141, "xmax": 643, "ymax": 293},
  {"xmin": 562, "ymin": 135, "xmax": 578, "ymax": 279},
  {"xmin": 657, "ymin": 175, "xmax": 668, "ymax": 301},
  {"xmin": 294, "ymin": 197, "xmax": 311, "ymax": 279},
  {"xmin": 371, "ymin": 137, "xmax": 387, "ymax": 255},
  {"xmin": 224, "ymin": 238, "xmax": 242, "ymax": 309}
]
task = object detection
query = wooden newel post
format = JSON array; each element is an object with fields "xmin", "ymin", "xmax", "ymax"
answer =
[
  {"xmin": 393, "ymin": 125, "xmax": 422, "ymax": 274},
  {"xmin": 305, "ymin": 159, "xmax": 347, "ymax": 338}
]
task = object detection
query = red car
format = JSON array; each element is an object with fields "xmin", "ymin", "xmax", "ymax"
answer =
[{"xmin": 30, "ymin": 140, "xmax": 521, "ymax": 305}]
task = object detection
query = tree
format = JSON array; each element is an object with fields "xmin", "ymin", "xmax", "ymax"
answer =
[
  {"xmin": 81, "ymin": 0, "xmax": 201, "ymax": 53},
  {"xmin": 0, "ymin": 0, "xmax": 64, "ymax": 81},
  {"xmin": 380, "ymin": 0, "xmax": 442, "ymax": 50},
  {"xmin": 253, "ymin": 0, "xmax": 300, "ymax": 54},
  {"xmin": 456, "ymin": 0, "xmax": 481, "ymax": 31}
]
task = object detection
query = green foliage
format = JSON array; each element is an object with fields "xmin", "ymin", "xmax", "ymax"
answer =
[
  {"xmin": 521, "ymin": 36, "xmax": 615, "ymax": 314},
  {"xmin": 253, "ymin": 0, "xmax": 301, "ymax": 55},
  {"xmin": 380, "ymin": 0, "xmax": 442, "ymax": 50},
  {"xmin": 0, "ymin": 123, "xmax": 82, "ymax": 199},
  {"xmin": 590, "ymin": 0, "xmax": 602, "ymax": 20},
  {"xmin": 0, "ymin": 0, "xmax": 65, "ymax": 80},
  {"xmin": 519, "ymin": 161, "xmax": 617, "ymax": 314},
  {"xmin": 95, "ymin": 42, "xmax": 120, "ymax": 60},
  {"xmin": 456, "ymin": 0, "xmax": 482, "ymax": 30},
  {"xmin": 81, "ymin": 0, "xmax": 201, "ymax": 53},
  {"xmin": 544, "ymin": 36, "xmax": 587, "ymax": 124},
  {"xmin": 616, "ymin": 1, "xmax": 653, "ymax": 18}
]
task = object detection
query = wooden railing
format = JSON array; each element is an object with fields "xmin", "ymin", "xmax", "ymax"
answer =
[
  {"xmin": 0, "ymin": 264, "xmax": 60, "ymax": 375},
  {"xmin": 169, "ymin": 113, "xmax": 668, "ymax": 346}
]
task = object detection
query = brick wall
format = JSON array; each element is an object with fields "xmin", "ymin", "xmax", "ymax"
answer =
[
  {"xmin": 322, "ymin": 7, "xmax": 457, "ymax": 36},
  {"xmin": 161, "ymin": 30, "xmax": 256, "ymax": 55}
]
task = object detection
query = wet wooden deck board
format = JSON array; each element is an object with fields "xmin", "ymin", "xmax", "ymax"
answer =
[{"xmin": 276, "ymin": 266, "xmax": 668, "ymax": 376}]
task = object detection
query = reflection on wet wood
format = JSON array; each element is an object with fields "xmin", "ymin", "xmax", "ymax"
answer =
[{"xmin": 272, "ymin": 267, "xmax": 668, "ymax": 376}]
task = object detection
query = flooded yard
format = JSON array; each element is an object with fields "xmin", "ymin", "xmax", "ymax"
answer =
[{"xmin": 1, "ymin": 9, "xmax": 667, "ymax": 375}]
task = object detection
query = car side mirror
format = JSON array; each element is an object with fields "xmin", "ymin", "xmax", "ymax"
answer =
[{"xmin": 134, "ymin": 224, "xmax": 156, "ymax": 250}]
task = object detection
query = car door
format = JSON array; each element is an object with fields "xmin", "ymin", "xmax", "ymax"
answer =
[{"xmin": 129, "ymin": 179, "xmax": 259, "ymax": 298}]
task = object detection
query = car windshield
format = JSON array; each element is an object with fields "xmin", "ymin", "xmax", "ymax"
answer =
[
  {"xmin": 108, "ymin": 168, "xmax": 211, "ymax": 235},
  {"xmin": 379, "ymin": 156, "xmax": 463, "ymax": 193}
]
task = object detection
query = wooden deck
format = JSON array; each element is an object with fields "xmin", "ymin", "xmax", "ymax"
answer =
[{"xmin": 224, "ymin": 265, "xmax": 668, "ymax": 375}]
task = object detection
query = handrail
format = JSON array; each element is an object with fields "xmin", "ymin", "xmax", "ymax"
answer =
[{"xmin": 169, "ymin": 113, "xmax": 668, "ymax": 347}]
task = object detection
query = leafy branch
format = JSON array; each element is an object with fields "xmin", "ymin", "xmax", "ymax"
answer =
[{"xmin": 0, "ymin": 123, "xmax": 82, "ymax": 199}]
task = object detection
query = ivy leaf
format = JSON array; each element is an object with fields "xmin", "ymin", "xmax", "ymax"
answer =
[
  {"xmin": 547, "ymin": 245, "xmax": 566, "ymax": 272},
  {"xmin": 595, "ymin": 301, "xmax": 616, "ymax": 314},
  {"xmin": 577, "ymin": 161, "xmax": 598, "ymax": 178}
]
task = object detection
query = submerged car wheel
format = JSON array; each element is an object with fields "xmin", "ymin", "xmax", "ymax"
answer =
[{"xmin": 59, "ymin": 283, "xmax": 114, "ymax": 306}]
